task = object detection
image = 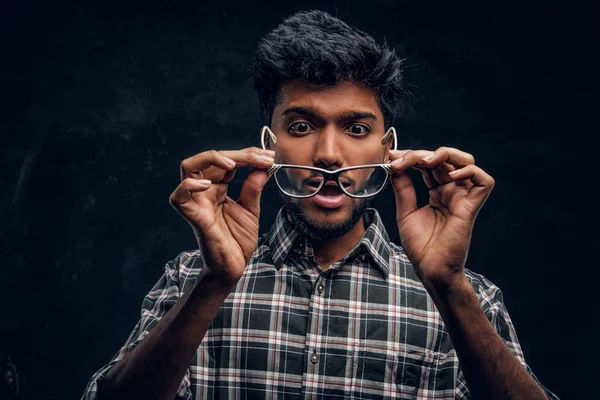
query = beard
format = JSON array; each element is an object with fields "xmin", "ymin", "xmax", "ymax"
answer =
[{"xmin": 280, "ymin": 191, "xmax": 373, "ymax": 241}]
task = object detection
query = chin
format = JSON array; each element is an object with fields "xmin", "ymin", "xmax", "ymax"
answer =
[
  {"xmin": 280, "ymin": 192, "xmax": 372, "ymax": 240},
  {"xmin": 307, "ymin": 200, "xmax": 351, "ymax": 219}
]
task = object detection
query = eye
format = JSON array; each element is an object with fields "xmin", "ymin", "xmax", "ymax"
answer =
[
  {"xmin": 288, "ymin": 122, "xmax": 314, "ymax": 135},
  {"xmin": 347, "ymin": 124, "xmax": 370, "ymax": 136}
]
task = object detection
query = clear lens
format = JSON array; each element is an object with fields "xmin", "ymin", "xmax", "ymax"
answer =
[
  {"xmin": 274, "ymin": 166, "xmax": 388, "ymax": 198},
  {"xmin": 274, "ymin": 167, "xmax": 322, "ymax": 197},
  {"xmin": 339, "ymin": 166, "xmax": 388, "ymax": 197}
]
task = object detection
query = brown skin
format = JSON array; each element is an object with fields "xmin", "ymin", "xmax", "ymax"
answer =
[
  {"xmin": 99, "ymin": 80, "xmax": 547, "ymax": 400},
  {"xmin": 268, "ymin": 80, "xmax": 392, "ymax": 268}
]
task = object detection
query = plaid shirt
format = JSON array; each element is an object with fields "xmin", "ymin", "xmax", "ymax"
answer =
[{"xmin": 82, "ymin": 207, "xmax": 558, "ymax": 399}]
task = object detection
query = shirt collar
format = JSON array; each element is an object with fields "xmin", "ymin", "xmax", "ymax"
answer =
[{"xmin": 266, "ymin": 207, "xmax": 392, "ymax": 277}]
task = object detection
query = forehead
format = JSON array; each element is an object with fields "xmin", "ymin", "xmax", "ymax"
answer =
[{"xmin": 274, "ymin": 79, "xmax": 382, "ymax": 118}]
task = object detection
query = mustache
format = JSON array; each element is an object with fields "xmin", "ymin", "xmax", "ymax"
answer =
[{"xmin": 302, "ymin": 173, "xmax": 354, "ymax": 188}]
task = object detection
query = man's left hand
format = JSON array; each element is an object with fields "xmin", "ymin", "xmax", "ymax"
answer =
[{"xmin": 388, "ymin": 147, "xmax": 495, "ymax": 289}]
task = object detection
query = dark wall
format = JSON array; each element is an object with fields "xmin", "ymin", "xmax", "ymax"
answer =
[{"xmin": 1, "ymin": 0, "xmax": 591, "ymax": 398}]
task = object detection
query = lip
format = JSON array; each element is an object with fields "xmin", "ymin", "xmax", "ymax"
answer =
[{"xmin": 313, "ymin": 192, "xmax": 345, "ymax": 209}]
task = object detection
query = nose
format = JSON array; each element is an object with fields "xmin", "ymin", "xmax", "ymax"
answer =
[{"xmin": 312, "ymin": 126, "xmax": 343, "ymax": 169}]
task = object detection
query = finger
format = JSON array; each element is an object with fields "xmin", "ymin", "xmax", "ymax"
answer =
[
  {"xmin": 389, "ymin": 149, "xmax": 434, "ymax": 164},
  {"xmin": 219, "ymin": 147, "xmax": 275, "ymax": 167},
  {"xmin": 416, "ymin": 146, "xmax": 475, "ymax": 169},
  {"xmin": 180, "ymin": 148, "xmax": 275, "ymax": 180},
  {"xmin": 391, "ymin": 149, "xmax": 464, "ymax": 188},
  {"xmin": 448, "ymin": 164, "xmax": 495, "ymax": 203},
  {"xmin": 412, "ymin": 166, "xmax": 437, "ymax": 189},
  {"xmin": 389, "ymin": 168, "xmax": 419, "ymax": 224},
  {"xmin": 221, "ymin": 168, "xmax": 237, "ymax": 184},
  {"xmin": 389, "ymin": 149, "xmax": 411, "ymax": 161},
  {"xmin": 390, "ymin": 149, "xmax": 438, "ymax": 190},
  {"xmin": 202, "ymin": 148, "xmax": 275, "ymax": 182},
  {"xmin": 237, "ymin": 167, "xmax": 272, "ymax": 218},
  {"xmin": 169, "ymin": 178, "xmax": 212, "ymax": 220},
  {"xmin": 391, "ymin": 150, "xmax": 455, "ymax": 190},
  {"xmin": 431, "ymin": 162, "xmax": 456, "ymax": 185},
  {"xmin": 180, "ymin": 150, "xmax": 236, "ymax": 180},
  {"xmin": 389, "ymin": 149, "xmax": 435, "ymax": 173}
]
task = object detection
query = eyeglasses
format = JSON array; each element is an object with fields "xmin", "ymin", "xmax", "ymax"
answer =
[
  {"xmin": 260, "ymin": 125, "xmax": 397, "ymax": 199},
  {"xmin": 267, "ymin": 164, "xmax": 393, "ymax": 198}
]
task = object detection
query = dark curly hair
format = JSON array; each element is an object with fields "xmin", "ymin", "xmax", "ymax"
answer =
[{"xmin": 251, "ymin": 10, "xmax": 405, "ymax": 128}]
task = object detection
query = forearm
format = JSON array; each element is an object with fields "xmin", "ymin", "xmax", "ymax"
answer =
[
  {"xmin": 100, "ymin": 269, "xmax": 234, "ymax": 400},
  {"xmin": 425, "ymin": 276, "xmax": 547, "ymax": 400}
]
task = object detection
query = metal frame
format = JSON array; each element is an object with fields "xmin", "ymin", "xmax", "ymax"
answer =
[{"xmin": 267, "ymin": 163, "xmax": 393, "ymax": 199}]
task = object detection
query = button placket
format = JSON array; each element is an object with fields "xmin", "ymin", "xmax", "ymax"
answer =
[{"xmin": 310, "ymin": 352, "xmax": 320, "ymax": 364}]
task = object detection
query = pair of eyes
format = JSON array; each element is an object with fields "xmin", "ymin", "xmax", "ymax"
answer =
[{"xmin": 288, "ymin": 122, "xmax": 371, "ymax": 136}]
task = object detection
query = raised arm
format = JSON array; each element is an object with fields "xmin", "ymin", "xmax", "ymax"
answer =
[
  {"xmin": 389, "ymin": 147, "xmax": 551, "ymax": 399},
  {"xmin": 95, "ymin": 147, "xmax": 275, "ymax": 400}
]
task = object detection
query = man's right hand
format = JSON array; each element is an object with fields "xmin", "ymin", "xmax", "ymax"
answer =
[{"xmin": 169, "ymin": 147, "xmax": 275, "ymax": 287}]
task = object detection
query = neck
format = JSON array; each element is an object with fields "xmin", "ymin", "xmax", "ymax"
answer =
[{"xmin": 311, "ymin": 216, "xmax": 366, "ymax": 270}]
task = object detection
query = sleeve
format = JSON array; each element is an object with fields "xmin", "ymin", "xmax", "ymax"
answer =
[
  {"xmin": 454, "ymin": 270, "xmax": 560, "ymax": 400},
  {"xmin": 81, "ymin": 251, "xmax": 203, "ymax": 400}
]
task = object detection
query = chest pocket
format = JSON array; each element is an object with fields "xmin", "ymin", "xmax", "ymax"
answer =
[{"xmin": 355, "ymin": 343, "xmax": 458, "ymax": 397}]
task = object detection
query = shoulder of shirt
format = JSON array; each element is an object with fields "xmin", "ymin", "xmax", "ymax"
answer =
[
  {"xmin": 165, "ymin": 249, "xmax": 204, "ymax": 279},
  {"xmin": 463, "ymin": 267, "xmax": 505, "ymax": 308},
  {"xmin": 463, "ymin": 268, "xmax": 503, "ymax": 296}
]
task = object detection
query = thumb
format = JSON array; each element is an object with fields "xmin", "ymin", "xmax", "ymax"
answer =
[
  {"xmin": 390, "ymin": 170, "xmax": 418, "ymax": 224},
  {"xmin": 237, "ymin": 167, "xmax": 271, "ymax": 218}
]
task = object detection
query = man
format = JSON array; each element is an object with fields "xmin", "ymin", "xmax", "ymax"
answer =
[{"xmin": 82, "ymin": 10, "xmax": 559, "ymax": 400}]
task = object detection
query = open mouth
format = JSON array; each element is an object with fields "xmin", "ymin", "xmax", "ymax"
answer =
[
  {"xmin": 311, "ymin": 181, "xmax": 347, "ymax": 209},
  {"xmin": 320, "ymin": 186, "xmax": 343, "ymax": 197}
]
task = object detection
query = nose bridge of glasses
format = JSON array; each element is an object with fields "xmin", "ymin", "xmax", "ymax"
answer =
[{"xmin": 321, "ymin": 170, "xmax": 337, "ymax": 182}]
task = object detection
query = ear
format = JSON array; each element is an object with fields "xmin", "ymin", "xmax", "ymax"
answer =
[
  {"xmin": 381, "ymin": 127, "xmax": 397, "ymax": 161},
  {"xmin": 260, "ymin": 126, "xmax": 277, "ymax": 150}
]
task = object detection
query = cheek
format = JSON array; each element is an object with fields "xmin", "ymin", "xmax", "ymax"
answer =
[
  {"xmin": 350, "ymin": 148, "xmax": 386, "ymax": 164},
  {"xmin": 274, "ymin": 142, "xmax": 312, "ymax": 164}
]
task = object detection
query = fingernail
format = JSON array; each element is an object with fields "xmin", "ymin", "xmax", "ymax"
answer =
[
  {"xmin": 422, "ymin": 152, "xmax": 435, "ymax": 161},
  {"xmin": 263, "ymin": 150, "xmax": 276, "ymax": 156},
  {"xmin": 392, "ymin": 156, "xmax": 405, "ymax": 164},
  {"xmin": 223, "ymin": 157, "xmax": 236, "ymax": 167},
  {"xmin": 259, "ymin": 156, "xmax": 275, "ymax": 163},
  {"xmin": 198, "ymin": 179, "xmax": 211, "ymax": 186}
]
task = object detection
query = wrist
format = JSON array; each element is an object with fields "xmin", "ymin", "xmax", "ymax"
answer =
[
  {"xmin": 190, "ymin": 268, "xmax": 239, "ymax": 302},
  {"xmin": 421, "ymin": 273, "xmax": 473, "ymax": 306},
  {"xmin": 201, "ymin": 267, "xmax": 242, "ymax": 290}
]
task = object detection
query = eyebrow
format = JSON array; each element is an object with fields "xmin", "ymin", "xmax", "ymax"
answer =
[{"xmin": 281, "ymin": 106, "xmax": 378, "ymax": 122}]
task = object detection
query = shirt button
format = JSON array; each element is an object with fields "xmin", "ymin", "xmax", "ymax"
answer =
[
  {"xmin": 310, "ymin": 353, "xmax": 320, "ymax": 364},
  {"xmin": 317, "ymin": 284, "xmax": 324, "ymax": 294}
]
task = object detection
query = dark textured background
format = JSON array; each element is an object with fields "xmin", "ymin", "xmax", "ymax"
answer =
[{"xmin": 1, "ymin": 0, "xmax": 593, "ymax": 398}]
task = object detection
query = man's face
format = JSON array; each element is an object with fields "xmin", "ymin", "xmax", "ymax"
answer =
[{"xmin": 269, "ymin": 79, "xmax": 392, "ymax": 240}]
